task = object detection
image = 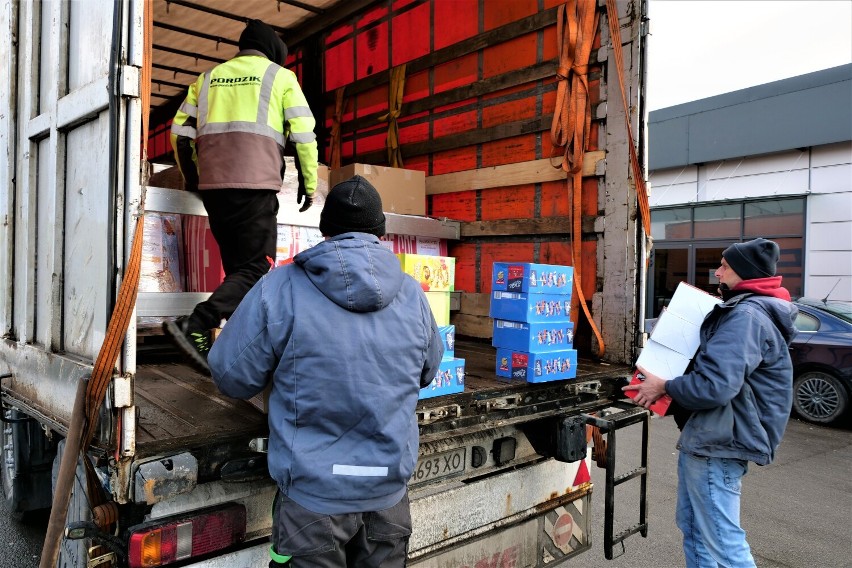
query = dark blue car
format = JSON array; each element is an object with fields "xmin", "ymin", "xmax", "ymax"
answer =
[{"xmin": 789, "ymin": 298, "xmax": 852, "ymax": 424}]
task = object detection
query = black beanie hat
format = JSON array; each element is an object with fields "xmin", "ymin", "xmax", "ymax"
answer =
[
  {"xmin": 239, "ymin": 19, "xmax": 288, "ymax": 65},
  {"xmin": 320, "ymin": 175, "xmax": 386, "ymax": 237},
  {"xmin": 722, "ymin": 238, "xmax": 780, "ymax": 280}
]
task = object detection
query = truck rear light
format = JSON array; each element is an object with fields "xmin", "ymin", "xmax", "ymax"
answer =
[{"xmin": 128, "ymin": 503, "xmax": 246, "ymax": 568}]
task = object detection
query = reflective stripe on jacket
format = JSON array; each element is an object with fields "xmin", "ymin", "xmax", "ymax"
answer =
[{"xmin": 171, "ymin": 51, "xmax": 318, "ymax": 194}]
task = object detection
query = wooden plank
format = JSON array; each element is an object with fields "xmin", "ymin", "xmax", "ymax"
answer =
[
  {"xmin": 460, "ymin": 216, "xmax": 597, "ymax": 237},
  {"xmin": 452, "ymin": 313, "xmax": 492, "ymax": 339},
  {"xmin": 426, "ymin": 152, "xmax": 605, "ymax": 195},
  {"xmin": 343, "ymin": 60, "xmax": 557, "ymax": 135},
  {"xmin": 354, "ymin": 115, "xmax": 553, "ymax": 165},
  {"xmin": 459, "ymin": 293, "xmax": 491, "ymax": 317}
]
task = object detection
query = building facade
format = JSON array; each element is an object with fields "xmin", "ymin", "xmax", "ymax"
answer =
[{"xmin": 647, "ymin": 64, "xmax": 852, "ymax": 317}]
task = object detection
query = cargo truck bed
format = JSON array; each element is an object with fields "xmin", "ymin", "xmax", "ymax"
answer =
[{"xmin": 133, "ymin": 339, "xmax": 631, "ymax": 457}]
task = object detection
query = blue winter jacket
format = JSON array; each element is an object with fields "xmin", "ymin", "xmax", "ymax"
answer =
[
  {"xmin": 665, "ymin": 294, "xmax": 798, "ymax": 465},
  {"xmin": 208, "ymin": 233, "xmax": 444, "ymax": 514}
]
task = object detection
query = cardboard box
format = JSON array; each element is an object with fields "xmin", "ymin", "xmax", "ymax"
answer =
[
  {"xmin": 184, "ymin": 218, "xmax": 324, "ymax": 292},
  {"xmin": 275, "ymin": 225, "xmax": 324, "ymax": 267},
  {"xmin": 496, "ymin": 348, "xmax": 577, "ymax": 383},
  {"xmin": 492, "ymin": 319, "xmax": 574, "ymax": 352},
  {"xmin": 627, "ymin": 370, "xmax": 673, "ymax": 416},
  {"xmin": 426, "ymin": 292, "xmax": 451, "ymax": 326},
  {"xmin": 492, "ymin": 262, "xmax": 573, "ymax": 295},
  {"xmin": 140, "ymin": 213, "xmax": 184, "ymax": 293},
  {"xmin": 381, "ymin": 234, "xmax": 448, "ymax": 256},
  {"xmin": 398, "ymin": 254, "xmax": 455, "ymax": 292},
  {"xmin": 629, "ymin": 282, "xmax": 721, "ymax": 415},
  {"xmin": 489, "ymin": 292, "xmax": 571, "ymax": 323},
  {"xmin": 439, "ymin": 325, "xmax": 455, "ymax": 359},
  {"xmin": 330, "ymin": 163, "xmax": 425, "ymax": 216},
  {"xmin": 420, "ymin": 357, "xmax": 465, "ymax": 399}
]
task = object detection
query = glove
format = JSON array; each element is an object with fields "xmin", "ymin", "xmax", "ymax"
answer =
[{"xmin": 298, "ymin": 194, "xmax": 313, "ymax": 212}]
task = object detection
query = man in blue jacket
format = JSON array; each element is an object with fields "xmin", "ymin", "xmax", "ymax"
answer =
[
  {"xmin": 208, "ymin": 175, "xmax": 443, "ymax": 567},
  {"xmin": 625, "ymin": 238, "xmax": 797, "ymax": 568}
]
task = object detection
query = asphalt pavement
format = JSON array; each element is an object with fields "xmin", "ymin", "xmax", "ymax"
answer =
[{"xmin": 2, "ymin": 416, "xmax": 850, "ymax": 567}]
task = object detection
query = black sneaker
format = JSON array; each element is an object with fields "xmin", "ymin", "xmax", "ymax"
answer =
[{"xmin": 163, "ymin": 316, "xmax": 212, "ymax": 375}]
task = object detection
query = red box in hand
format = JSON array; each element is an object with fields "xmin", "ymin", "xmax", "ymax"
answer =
[{"xmin": 625, "ymin": 370, "xmax": 672, "ymax": 416}]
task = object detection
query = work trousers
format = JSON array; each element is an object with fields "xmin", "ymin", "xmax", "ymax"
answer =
[
  {"xmin": 270, "ymin": 491, "xmax": 412, "ymax": 568},
  {"xmin": 193, "ymin": 189, "xmax": 279, "ymax": 329},
  {"xmin": 676, "ymin": 452, "xmax": 756, "ymax": 568}
]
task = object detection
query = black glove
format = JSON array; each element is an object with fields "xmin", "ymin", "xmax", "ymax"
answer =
[{"xmin": 298, "ymin": 194, "xmax": 313, "ymax": 212}]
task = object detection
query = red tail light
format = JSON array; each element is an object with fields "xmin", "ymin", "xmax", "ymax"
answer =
[{"xmin": 128, "ymin": 504, "xmax": 246, "ymax": 568}]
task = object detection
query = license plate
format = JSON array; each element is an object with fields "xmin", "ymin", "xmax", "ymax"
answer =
[{"xmin": 412, "ymin": 448, "xmax": 466, "ymax": 483}]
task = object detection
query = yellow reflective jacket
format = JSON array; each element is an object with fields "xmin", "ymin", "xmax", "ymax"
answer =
[{"xmin": 171, "ymin": 51, "xmax": 317, "ymax": 195}]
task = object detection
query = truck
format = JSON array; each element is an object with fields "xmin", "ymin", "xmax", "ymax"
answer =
[{"xmin": 0, "ymin": 0, "xmax": 651, "ymax": 566}]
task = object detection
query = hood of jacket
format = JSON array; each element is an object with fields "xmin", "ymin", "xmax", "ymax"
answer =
[
  {"xmin": 729, "ymin": 292, "xmax": 798, "ymax": 345},
  {"xmin": 294, "ymin": 233, "xmax": 403, "ymax": 313}
]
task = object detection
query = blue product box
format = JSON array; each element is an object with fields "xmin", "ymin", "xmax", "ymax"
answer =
[
  {"xmin": 420, "ymin": 358, "xmax": 465, "ymax": 399},
  {"xmin": 489, "ymin": 291, "xmax": 571, "ymax": 323},
  {"xmin": 439, "ymin": 325, "xmax": 455, "ymax": 359},
  {"xmin": 492, "ymin": 262, "xmax": 574, "ymax": 295},
  {"xmin": 495, "ymin": 349, "xmax": 577, "ymax": 383},
  {"xmin": 492, "ymin": 319, "xmax": 574, "ymax": 352}
]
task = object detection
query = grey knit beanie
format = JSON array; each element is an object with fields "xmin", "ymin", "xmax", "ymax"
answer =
[
  {"xmin": 319, "ymin": 175, "xmax": 386, "ymax": 237},
  {"xmin": 722, "ymin": 238, "xmax": 780, "ymax": 280}
]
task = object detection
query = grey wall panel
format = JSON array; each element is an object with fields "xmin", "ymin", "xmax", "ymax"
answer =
[{"xmin": 650, "ymin": 64, "xmax": 852, "ymax": 170}]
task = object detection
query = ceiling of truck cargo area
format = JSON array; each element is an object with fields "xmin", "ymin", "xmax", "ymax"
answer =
[{"xmin": 150, "ymin": 0, "xmax": 358, "ymax": 114}]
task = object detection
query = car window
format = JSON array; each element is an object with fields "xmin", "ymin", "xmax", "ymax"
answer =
[{"xmin": 794, "ymin": 312, "xmax": 820, "ymax": 332}]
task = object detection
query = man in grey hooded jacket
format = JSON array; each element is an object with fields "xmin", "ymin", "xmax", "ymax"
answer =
[
  {"xmin": 208, "ymin": 175, "xmax": 443, "ymax": 567},
  {"xmin": 625, "ymin": 238, "xmax": 798, "ymax": 568}
]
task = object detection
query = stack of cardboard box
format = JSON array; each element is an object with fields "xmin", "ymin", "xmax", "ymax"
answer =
[
  {"xmin": 397, "ymin": 253, "xmax": 464, "ymax": 399},
  {"xmin": 490, "ymin": 263, "xmax": 577, "ymax": 383}
]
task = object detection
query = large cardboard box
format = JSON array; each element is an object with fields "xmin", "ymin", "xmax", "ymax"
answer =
[
  {"xmin": 489, "ymin": 291, "xmax": 571, "ymax": 323},
  {"xmin": 426, "ymin": 292, "xmax": 451, "ymax": 326},
  {"xmin": 492, "ymin": 262, "xmax": 573, "ymax": 295},
  {"xmin": 420, "ymin": 358, "xmax": 465, "ymax": 399},
  {"xmin": 381, "ymin": 234, "xmax": 448, "ymax": 256},
  {"xmin": 330, "ymin": 163, "xmax": 426, "ymax": 216},
  {"xmin": 492, "ymin": 319, "xmax": 574, "ymax": 353},
  {"xmin": 439, "ymin": 325, "xmax": 455, "ymax": 359},
  {"xmin": 628, "ymin": 282, "xmax": 722, "ymax": 415},
  {"xmin": 398, "ymin": 254, "xmax": 455, "ymax": 292},
  {"xmin": 496, "ymin": 348, "xmax": 577, "ymax": 383}
]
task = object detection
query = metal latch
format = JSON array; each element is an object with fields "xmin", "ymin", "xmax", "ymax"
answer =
[
  {"xmin": 416, "ymin": 404, "xmax": 461, "ymax": 424},
  {"xmin": 249, "ymin": 437, "xmax": 268, "ymax": 453},
  {"xmin": 88, "ymin": 550, "xmax": 116, "ymax": 568}
]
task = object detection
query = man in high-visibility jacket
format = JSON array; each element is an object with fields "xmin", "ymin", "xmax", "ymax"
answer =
[{"xmin": 165, "ymin": 19, "xmax": 318, "ymax": 374}]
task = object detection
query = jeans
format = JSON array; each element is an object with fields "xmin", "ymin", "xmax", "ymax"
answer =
[{"xmin": 676, "ymin": 452, "xmax": 756, "ymax": 568}]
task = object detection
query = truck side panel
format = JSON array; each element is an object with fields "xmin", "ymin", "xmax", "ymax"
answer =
[
  {"xmin": 315, "ymin": 0, "xmax": 642, "ymax": 365},
  {"xmin": 1, "ymin": 0, "xmax": 128, "ymax": 428}
]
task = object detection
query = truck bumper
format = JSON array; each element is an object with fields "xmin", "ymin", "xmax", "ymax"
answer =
[{"xmin": 182, "ymin": 541, "xmax": 269, "ymax": 567}]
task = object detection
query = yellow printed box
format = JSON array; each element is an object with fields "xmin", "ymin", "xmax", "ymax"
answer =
[
  {"xmin": 398, "ymin": 254, "xmax": 455, "ymax": 292},
  {"xmin": 426, "ymin": 292, "xmax": 450, "ymax": 326}
]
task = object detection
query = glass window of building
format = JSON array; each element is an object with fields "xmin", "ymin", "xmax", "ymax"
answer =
[
  {"xmin": 744, "ymin": 199, "xmax": 804, "ymax": 237},
  {"xmin": 694, "ymin": 204, "xmax": 741, "ymax": 238},
  {"xmin": 651, "ymin": 209, "xmax": 691, "ymax": 241}
]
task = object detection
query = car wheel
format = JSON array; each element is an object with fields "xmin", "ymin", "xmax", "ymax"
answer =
[{"xmin": 793, "ymin": 371, "xmax": 849, "ymax": 424}]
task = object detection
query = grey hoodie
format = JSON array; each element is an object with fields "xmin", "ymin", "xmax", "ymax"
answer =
[{"xmin": 209, "ymin": 233, "xmax": 443, "ymax": 514}]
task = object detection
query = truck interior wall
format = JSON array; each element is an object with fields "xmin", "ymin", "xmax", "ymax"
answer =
[{"xmin": 320, "ymin": 0, "xmax": 606, "ymax": 355}]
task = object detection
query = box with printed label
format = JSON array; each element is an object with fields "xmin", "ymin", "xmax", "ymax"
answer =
[
  {"xmin": 489, "ymin": 292, "xmax": 571, "ymax": 323},
  {"xmin": 330, "ymin": 163, "xmax": 425, "ymax": 216},
  {"xmin": 492, "ymin": 262, "xmax": 574, "ymax": 295},
  {"xmin": 495, "ymin": 349, "xmax": 577, "ymax": 383},
  {"xmin": 628, "ymin": 282, "xmax": 722, "ymax": 416},
  {"xmin": 398, "ymin": 254, "xmax": 455, "ymax": 292},
  {"xmin": 426, "ymin": 292, "xmax": 451, "ymax": 326},
  {"xmin": 439, "ymin": 325, "xmax": 455, "ymax": 359},
  {"xmin": 381, "ymin": 234, "xmax": 448, "ymax": 256},
  {"xmin": 419, "ymin": 358, "xmax": 465, "ymax": 399},
  {"xmin": 492, "ymin": 320, "xmax": 574, "ymax": 353}
]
